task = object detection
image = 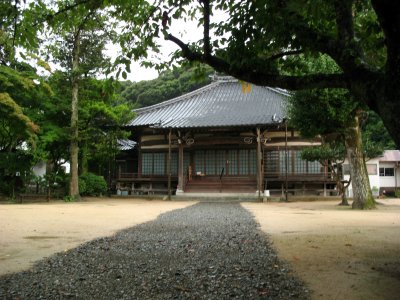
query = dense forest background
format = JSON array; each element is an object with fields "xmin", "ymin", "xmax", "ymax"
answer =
[
  {"xmin": 0, "ymin": 61, "xmax": 215, "ymax": 198},
  {"xmin": 116, "ymin": 64, "xmax": 213, "ymax": 108}
]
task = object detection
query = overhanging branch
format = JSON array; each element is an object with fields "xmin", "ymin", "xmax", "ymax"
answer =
[
  {"xmin": 31, "ymin": 0, "xmax": 92, "ymax": 28},
  {"xmin": 371, "ymin": 0, "xmax": 400, "ymax": 70},
  {"xmin": 334, "ymin": 0, "xmax": 355, "ymax": 44},
  {"xmin": 12, "ymin": 0, "xmax": 18, "ymax": 48},
  {"xmin": 202, "ymin": 0, "xmax": 211, "ymax": 57},
  {"xmin": 167, "ymin": 33, "xmax": 347, "ymax": 90},
  {"xmin": 268, "ymin": 50, "xmax": 304, "ymax": 61}
]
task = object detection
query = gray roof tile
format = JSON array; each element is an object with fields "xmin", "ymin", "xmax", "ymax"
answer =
[
  {"xmin": 117, "ymin": 139, "xmax": 136, "ymax": 151},
  {"xmin": 128, "ymin": 78, "xmax": 288, "ymax": 128}
]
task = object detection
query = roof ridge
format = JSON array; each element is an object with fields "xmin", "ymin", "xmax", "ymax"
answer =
[
  {"xmin": 264, "ymin": 86, "xmax": 291, "ymax": 97},
  {"xmin": 134, "ymin": 80, "xmax": 289, "ymax": 114},
  {"xmin": 134, "ymin": 81, "xmax": 225, "ymax": 113},
  {"xmin": 128, "ymin": 80, "xmax": 287, "ymax": 128}
]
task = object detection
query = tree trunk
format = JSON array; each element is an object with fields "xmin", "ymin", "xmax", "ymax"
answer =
[
  {"xmin": 341, "ymin": 181, "xmax": 352, "ymax": 206},
  {"xmin": 344, "ymin": 112, "xmax": 375, "ymax": 209},
  {"xmin": 340, "ymin": 188, "xmax": 349, "ymax": 206},
  {"xmin": 337, "ymin": 181, "xmax": 349, "ymax": 206},
  {"xmin": 69, "ymin": 30, "xmax": 80, "ymax": 199},
  {"xmin": 330, "ymin": 162, "xmax": 349, "ymax": 206},
  {"xmin": 372, "ymin": 76, "xmax": 400, "ymax": 150}
]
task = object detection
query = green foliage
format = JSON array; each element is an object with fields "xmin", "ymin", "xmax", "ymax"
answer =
[
  {"xmin": 301, "ymin": 144, "xmax": 345, "ymax": 163},
  {"xmin": 78, "ymin": 177, "xmax": 87, "ymax": 195},
  {"xmin": 0, "ymin": 151, "xmax": 35, "ymax": 196},
  {"xmin": 288, "ymin": 88, "xmax": 358, "ymax": 138},
  {"xmin": 362, "ymin": 111, "xmax": 396, "ymax": 158},
  {"xmin": 108, "ymin": 0, "xmax": 400, "ymax": 149},
  {"xmin": 4, "ymin": 0, "xmax": 400, "ymax": 147},
  {"xmin": 0, "ymin": 92, "xmax": 39, "ymax": 151},
  {"xmin": 35, "ymin": 71, "xmax": 73, "ymax": 169},
  {"xmin": 118, "ymin": 64, "xmax": 213, "ymax": 107},
  {"xmin": 289, "ymin": 86, "xmax": 392, "ymax": 159},
  {"xmin": 79, "ymin": 172, "xmax": 107, "ymax": 196},
  {"xmin": 77, "ymin": 77, "xmax": 135, "ymax": 174},
  {"xmin": 63, "ymin": 195, "xmax": 76, "ymax": 202},
  {"xmin": 0, "ymin": 63, "xmax": 49, "ymax": 152}
]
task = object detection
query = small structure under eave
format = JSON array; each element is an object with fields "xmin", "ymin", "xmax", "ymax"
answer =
[{"xmin": 116, "ymin": 76, "xmax": 335, "ymax": 198}]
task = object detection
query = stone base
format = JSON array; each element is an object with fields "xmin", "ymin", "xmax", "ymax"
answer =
[{"xmin": 175, "ymin": 189, "xmax": 184, "ymax": 195}]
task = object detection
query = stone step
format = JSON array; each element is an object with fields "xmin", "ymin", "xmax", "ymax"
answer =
[{"xmin": 174, "ymin": 193, "xmax": 262, "ymax": 202}]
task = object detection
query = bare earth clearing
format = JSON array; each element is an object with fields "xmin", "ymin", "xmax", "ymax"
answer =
[{"xmin": 1, "ymin": 198, "xmax": 399, "ymax": 299}]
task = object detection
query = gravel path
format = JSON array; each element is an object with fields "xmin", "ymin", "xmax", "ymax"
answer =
[{"xmin": 0, "ymin": 203, "xmax": 308, "ymax": 299}]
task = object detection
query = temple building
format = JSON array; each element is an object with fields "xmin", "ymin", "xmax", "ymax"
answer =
[{"xmin": 115, "ymin": 77, "xmax": 334, "ymax": 197}]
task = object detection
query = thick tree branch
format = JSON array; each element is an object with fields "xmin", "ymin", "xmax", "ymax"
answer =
[
  {"xmin": 276, "ymin": 2, "xmax": 341, "ymax": 61},
  {"xmin": 334, "ymin": 0, "xmax": 355, "ymax": 44},
  {"xmin": 12, "ymin": 0, "xmax": 18, "ymax": 48},
  {"xmin": 285, "ymin": 2, "xmax": 371, "ymax": 78},
  {"xmin": 278, "ymin": 2, "xmax": 381, "ymax": 107},
  {"xmin": 167, "ymin": 33, "xmax": 347, "ymax": 90},
  {"xmin": 46, "ymin": 0, "xmax": 92, "ymax": 23},
  {"xmin": 371, "ymin": 0, "xmax": 400, "ymax": 76},
  {"xmin": 202, "ymin": 0, "xmax": 211, "ymax": 57},
  {"xmin": 332, "ymin": 0, "xmax": 371, "ymax": 75},
  {"xmin": 268, "ymin": 50, "xmax": 303, "ymax": 61},
  {"xmin": 371, "ymin": 0, "xmax": 400, "ymax": 46},
  {"xmin": 31, "ymin": 0, "xmax": 92, "ymax": 28}
]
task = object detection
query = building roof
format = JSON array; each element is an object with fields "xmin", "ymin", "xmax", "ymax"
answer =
[
  {"xmin": 127, "ymin": 78, "xmax": 289, "ymax": 129},
  {"xmin": 117, "ymin": 139, "xmax": 136, "ymax": 151},
  {"xmin": 379, "ymin": 150, "xmax": 400, "ymax": 162}
]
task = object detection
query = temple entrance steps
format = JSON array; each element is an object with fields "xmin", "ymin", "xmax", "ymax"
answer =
[
  {"xmin": 184, "ymin": 176, "xmax": 257, "ymax": 193},
  {"xmin": 174, "ymin": 193, "xmax": 261, "ymax": 202}
]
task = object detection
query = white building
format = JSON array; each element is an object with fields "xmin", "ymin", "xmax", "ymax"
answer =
[
  {"xmin": 31, "ymin": 161, "xmax": 70, "ymax": 177},
  {"xmin": 344, "ymin": 150, "xmax": 400, "ymax": 197},
  {"xmin": 32, "ymin": 161, "xmax": 47, "ymax": 177}
]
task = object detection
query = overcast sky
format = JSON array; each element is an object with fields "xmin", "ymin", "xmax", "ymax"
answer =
[
  {"xmin": 108, "ymin": 9, "xmax": 227, "ymax": 82},
  {"xmin": 30, "ymin": 5, "xmax": 227, "ymax": 83}
]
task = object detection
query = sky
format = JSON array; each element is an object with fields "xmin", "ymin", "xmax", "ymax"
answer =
[
  {"xmin": 106, "ymin": 21, "xmax": 201, "ymax": 82},
  {"xmin": 28, "ymin": 3, "xmax": 227, "ymax": 83},
  {"xmin": 105, "ymin": 36, "xmax": 183, "ymax": 82},
  {"xmin": 106, "ymin": 8, "xmax": 228, "ymax": 82}
]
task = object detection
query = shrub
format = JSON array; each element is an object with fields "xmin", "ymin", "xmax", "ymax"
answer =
[
  {"xmin": 63, "ymin": 195, "xmax": 76, "ymax": 202},
  {"xmin": 78, "ymin": 178, "xmax": 87, "ymax": 195},
  {"xmin": 79, "ymin": 173, "xmax": 107, "ymax": 196}
]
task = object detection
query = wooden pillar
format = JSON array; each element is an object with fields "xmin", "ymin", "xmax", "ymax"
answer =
[
  {"xmin": 167, "ymin": 129, "xmax": 172, "ymax": 200},
  {"xmin": 284, "ymin": 120, "xmax": 288, "ymax": 202},
  {"xmin": 138, "ymin": 136, "xmax": 142, "ymax": 178},
  {"xmin": 177, "ymin": 141, "xmax": 184, "ymax": 194},
  {"xmin": 323, "ymin": 182, "xmax": 327, "ymax": 197},
  {"xmin": 256, "ymin": 127, "xmax": 262, "ymax": 200}
]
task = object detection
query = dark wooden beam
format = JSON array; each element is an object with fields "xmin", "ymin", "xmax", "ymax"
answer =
[{"xmin": 167, "ymin": 129, "xmax": 172, "ymax": 200}]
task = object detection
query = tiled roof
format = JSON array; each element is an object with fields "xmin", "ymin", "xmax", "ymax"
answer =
[
  {"xmin": 127, "ymin": 78, "xmax": 288, "ymax": 129},
  {"xmin": 379, "ymin": 150, "xmax": 400, "ymax": 162},
  {"xmin": 117, "ymin": 139, "xmax": 136, "ymax": 151}
]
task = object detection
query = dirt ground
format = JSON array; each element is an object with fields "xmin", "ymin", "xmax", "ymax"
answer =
[
  {"xmin": 1, "ymin": 198, "xmax": 399, "ymax": 300},
  {"xmin": 243, "ymin": 199, "xmax": 400, "ymax": 300},
  {"xmin": 0, "ymin": 199, "xmax": 194, "ymax": 275}
]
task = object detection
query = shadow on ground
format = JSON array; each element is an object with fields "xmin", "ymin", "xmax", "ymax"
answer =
[{"xmin": 0, "ymin": 203, "xmax": 308, "ymax": 299}]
